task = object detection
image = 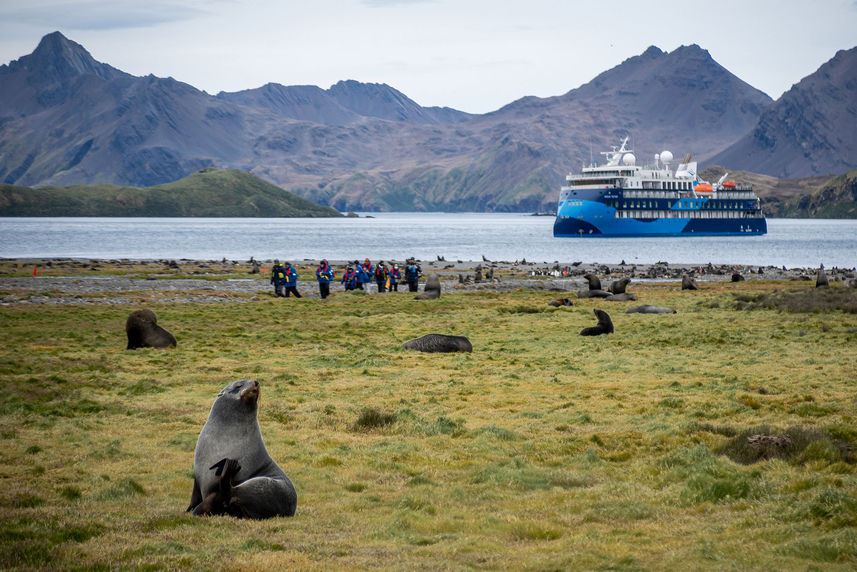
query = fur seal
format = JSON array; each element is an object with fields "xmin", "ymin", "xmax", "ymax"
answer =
[
  {"xmin": 681, "ymin": 274, "xmax": 699, "ymax": 290},
  {"xmin": 548, "ymin": 297, "xmax": 573, "ymax": 307},
  {"xmin": 605, "ymin": 293, "xmax": 638, "ymax": 301},
  {"xmin": 188, "ymin": 379, "xmax": 297, "ymax": 518},
  {"xmin": 579, "ymin": 309, "xmax": 614, "ymax": 336},
  {"xmin": 125, "ymin": 309, "xmax": 176, "ymax": 350},
  {"xmin": 577, "ymin": 289, "xmax": 612, "ymax": 298},
  {"xmin": 626, "ymin": 305, "xmax": 676, "ymax": 314},
  {"xmin": 609, "ymin": 277, "xmax": 631, "ymax": 294},
  {"xmin": 816, "ymin": 267, "xmax": 829, "ymax": 288},
  {"xmin": 731, "ymin": 272, "xmax": 745, "ymax": 282},
  {"xmin": 403, "ymin": 334, "xmax": 472, "ymax": 353},
  {"xmin": 583, "ymin": 273, "xmax": 602, "ymax": 291},
  {"xmin": 415, "ymin": 274, "xmax": 441, "ymax": 300}
]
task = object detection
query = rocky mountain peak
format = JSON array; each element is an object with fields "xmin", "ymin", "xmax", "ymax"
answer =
[{"xmin": 3, "ymin": 31, "xmax": 124, "ymax": 84}]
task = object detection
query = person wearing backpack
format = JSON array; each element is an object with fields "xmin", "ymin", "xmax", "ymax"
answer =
[
  {"xmin": 316, "ymin": 259, "xmax": 334, "ymax": 299},
  {"xmin": 374, "ymin": 261, "xmax": 388, "ymax": 293},
  {"xmin": 355, "ymin": 260, "xmax": 370, "ymax": 291},
  {"xmin": 270, "ymin": 259, "xmax": 286, "ymax": 297},
  {"xmin": 282, "ymin": 262, "xmax": 301, "ymax": 298}
]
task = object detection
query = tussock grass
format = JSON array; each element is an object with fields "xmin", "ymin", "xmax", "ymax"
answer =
[{"xmin": 0, "ymin": 281, "xmax": 856, "ymax": 568}]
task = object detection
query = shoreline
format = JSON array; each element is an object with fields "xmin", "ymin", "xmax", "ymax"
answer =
[{"xmin": 2, "ymin": 257, "xmax": 852, "ymax": 307}]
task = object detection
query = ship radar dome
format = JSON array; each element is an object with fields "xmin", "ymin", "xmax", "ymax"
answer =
[
  {"xmin": 622, "ymin": 153, "xmax": 636, "ymax": 166},
  {"xmin": 660, "ymin": 150, "xmax": 673, "ymax": 164}
]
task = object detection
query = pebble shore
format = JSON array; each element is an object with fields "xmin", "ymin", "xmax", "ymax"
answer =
[{"xmin": 1, "ymin": 257, "xmax": 852, "ymax": 306}]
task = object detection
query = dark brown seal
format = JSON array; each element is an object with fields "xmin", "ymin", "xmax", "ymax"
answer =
[
  {"xmin": 579, "ymin": 309, "xmax": 614, "ymax": 336},
  {"xmin": 578, "ymin": 289, "xmax": 612, "ymax": 298},
  {"xmin": 415, "ymin": 274, "xmax": 441, "ymax": 300},
  {"xmin": 816, "ymin": 267, "xmax": 829, "ymax": 288},
  {"xmin": 681, "ymin": 274, "xmax": 699, "ymax": 290},
  {"xmin": 605, "ymin": 293, "xmax": 638, "ymax": 301},
  {"xmin": 125, "ymin": 309, "xmax": 176, "ymax": 350},
  {"xmin": 188, "ymin": 379, "xmax": 297, "ymax": 518},
  {"xmin": 402, "ymin": 334, "xmax": 472, "ymax": 353},
  {"xmin": 583, "ymin": 273, "xmax": 602, "ymax": 291},
  {"xmin": 609, "ymin": 277, "xmax": 631, "ymax": 294}
]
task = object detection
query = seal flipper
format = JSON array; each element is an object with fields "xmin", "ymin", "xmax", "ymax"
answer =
[{"xmin": 187, "ymin": 478, "xmax": 202, "ymax": 512}]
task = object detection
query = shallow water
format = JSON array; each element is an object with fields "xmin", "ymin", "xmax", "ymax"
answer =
[{"xmin": 0, "ymin": 215, "xmax": 854, "ymax": 268}]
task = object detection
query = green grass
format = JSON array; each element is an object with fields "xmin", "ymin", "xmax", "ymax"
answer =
[{"xmin": 0, "ymin": 280, "xmax": 856, "ymax": 569}]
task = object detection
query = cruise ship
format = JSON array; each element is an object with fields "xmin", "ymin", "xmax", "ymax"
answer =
[{"xmin": 553, "ymin": 138, "xmax": 766, "ymax": 237}]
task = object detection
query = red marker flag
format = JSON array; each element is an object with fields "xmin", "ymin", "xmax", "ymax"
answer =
[
  {"xmin": 262, "ymin": 267, "xmax": 267, "ymax": 274},
  {"xmin": 33, "ymin": 266, "xmax": 37, "ymax": 277}
]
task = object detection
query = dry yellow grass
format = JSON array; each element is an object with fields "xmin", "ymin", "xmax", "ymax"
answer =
[{"xmin": 1, "ymin": 277, "xmax": 856, "ymax": 569}]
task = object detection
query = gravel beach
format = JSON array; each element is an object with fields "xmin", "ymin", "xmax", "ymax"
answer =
[{"xmin": 1, "ymin": 257, "xmax": 851, "ymax": 306}]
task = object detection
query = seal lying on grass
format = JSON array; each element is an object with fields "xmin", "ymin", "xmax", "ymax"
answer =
[
  {"xmin": 579, "ymin": 309, "xmax": 614, "ymax": 336},
  {"xmin": 125, "ymin": 309, "xmax": 176, "ymax": 350},
  {"xmin": 188, "ymin": 379, "xmax": 297, "ymax": 518},
  {"xmin": 403, "ymin": 334, "xmax": 473, "ymax": 353},
  {"xmin": 548, "ymin": 297, "xmax": 573, "ymax": 307},
  {"xmin": 626, "ymin": 305, "xmax": 676, "ymax": 314}
]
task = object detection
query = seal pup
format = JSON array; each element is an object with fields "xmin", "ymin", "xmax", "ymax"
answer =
[
  {"xmin": 626, "ymin": 305, "xmax": 676, "ymax": 314},
  {"xmin": 577, "ymin": 289, "xmax": 612, "ymax": 298},
  {"xmin": 681, "ymin": 274, "xmax": 699, "ymax": 290},
  {"xmin": 125, "ymin": 309, "xmax": 176, "ymax": 350},
  {"xmin": 548, "ymin": 297, "xmax": 573, "ymax": 307},
  {"xmin": 583, "ymin": 273, "xmax": 602, "ymax": 291},
  {"xmin": 188, "ymin": 379, "xmax": 297, "ymax": 518},
  {"xmin": 579, "ymin": 309, "xmax": 614, "ymax": 336},
  {"xmin": 402, "ymin": 334, "xmax": 472, "ymax": 353},
  {"xmin": 816, "ymin": 267, "xmax": 829, "ymax": 288},
  {"xmin": 415, "ymin": 274, "xmax": 441, "ymax": 300},
  {"xmin": 609, "ymin": 277, "xmax": 631, "ymax": 294}
]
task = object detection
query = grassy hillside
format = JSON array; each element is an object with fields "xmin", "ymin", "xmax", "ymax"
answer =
[
  {"xmin": 0, "ymin": 168, "xmax": 343, "ymax": 217},
  {"xmin": 1, "ymin": 273, "xmax": 856, "ymax": 568}
]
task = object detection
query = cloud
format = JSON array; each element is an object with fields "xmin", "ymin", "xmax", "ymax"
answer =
[
  {"xmin": 361, "ymin": 0, "xmax": 435, "ymax": 6},
  {"xmin": 0, "ymin": 0, "xmax": 207, "ymax": 31}
]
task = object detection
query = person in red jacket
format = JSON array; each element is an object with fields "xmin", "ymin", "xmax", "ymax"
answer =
[{"xmin": 388, "ymin": 263, "xmax": 402, "ymax": 291}]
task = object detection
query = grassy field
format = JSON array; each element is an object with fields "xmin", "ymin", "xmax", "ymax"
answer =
[{"xmin": 1, "ymin": 276, "xmax": 856, "ymax": 570}]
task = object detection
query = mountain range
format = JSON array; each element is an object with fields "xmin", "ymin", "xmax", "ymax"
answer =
[{"xmin": 1, "ymin": 32, "xmax": 855, "ymax": 212}]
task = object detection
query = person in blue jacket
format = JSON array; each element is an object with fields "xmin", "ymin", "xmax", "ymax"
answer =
[
  {"xmin": 405, "ymin": 257, "xmax": 422, "ymax": 292},
  {"xmin": 388, "ymin": 263, "xmax": 402, "ymax": 291},
  {"xmin": 282, "ymin": 262, "xmax": 301, "ymax": 298},
  {"xmin": 341, "ymin": 265, "xmax": 357, "ymax": 290},
  {"xmin": 316, "ymin": 259, "xmax": 334, "ymax": 299},
  {"xmin": 355, "ymin": 260, "xmax": 370, "ymax": 291}
]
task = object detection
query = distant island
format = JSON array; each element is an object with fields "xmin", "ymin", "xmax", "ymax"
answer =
[{"xmin": 0, "ymin": 168, "xmax": 343, "ymax": 217}]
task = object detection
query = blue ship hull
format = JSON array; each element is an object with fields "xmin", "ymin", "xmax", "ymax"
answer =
[{"xmin": 553, "ymin": 197, "xmax": 767, "ymax": 237}]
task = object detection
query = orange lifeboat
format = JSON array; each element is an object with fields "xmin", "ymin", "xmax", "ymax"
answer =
[
  {"xmin": 694, "ymin": 182, "xmax": 713, "ymax": 193},
  {"xmin": 722, "ymin": 180, "xmax": 736, "ymax": 189}
]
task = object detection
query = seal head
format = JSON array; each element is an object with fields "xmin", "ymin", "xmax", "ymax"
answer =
[{"xmin": 188, "ymin": 379, "xmax": 297, "ymax": 518}]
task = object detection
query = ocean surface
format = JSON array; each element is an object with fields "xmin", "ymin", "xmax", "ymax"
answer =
[{"xmin": 1, "ymin": 215, "xmax": 855, "ymax": 268}]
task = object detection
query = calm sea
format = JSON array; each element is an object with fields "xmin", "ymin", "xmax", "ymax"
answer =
[{"xmin": 0, "ymin": 215, "xmax": 855, "ymax": 268}]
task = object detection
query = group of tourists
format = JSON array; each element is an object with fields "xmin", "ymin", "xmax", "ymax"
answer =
[{"xmin": 269, "ymin": 258, "xmax": 422, "ymax": 299}]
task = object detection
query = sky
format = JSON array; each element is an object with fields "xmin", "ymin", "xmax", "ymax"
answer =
[{"xmin": 1, "ymin": 0, "xmax": 856, "ymax": 114}]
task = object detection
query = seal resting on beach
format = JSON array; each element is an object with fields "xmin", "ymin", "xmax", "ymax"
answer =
[
  {"xmin": 682, "ymin": 274, "xmax": 699, "ymax": 290},
  {"xmin": 609, "ymin": 277, "xmax": 631, "ymax": 294},
  {"xmin": 583, "ymin": 273, "xmax": 602, "ymax": 291},
  {"xmin": 577, "ymin": 289, "xmax": 612, "ymax": 298},
  {"xmin": 403, "ymin": 334, "xmax": 472, "ymax": 353},
  {"xmin": 579, "ymin": 309, "xmax": 614, "ymax": 336},
  {"xmin": 125, "ymin": 309, "xmax": 176, "ymax": 350},
  {"xmin": 605, "ymin": 293, "xmax": 637, "ymax": 301},
  {"xmin": 731, "ymin": 272, "xmax": 745, "ymax": 282},
  {"xmin": 415, "ymin": 274, "xmax": 441, "ymax": 300},
  {"xmin": 188, "ymin": 379, "xmax": 297, "ymax": 519},
  {"xmin": 626, "ymin": 305, "xmax": 676, "ymax": 314},
  {"xmin": 548, "ymin": 297, "xmax": 573, "ymax": 307}
]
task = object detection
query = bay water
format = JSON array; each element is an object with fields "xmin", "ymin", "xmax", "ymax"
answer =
[{"xmin": 1, "ymin": 214, "xmax": 855, "ymax": 268}]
